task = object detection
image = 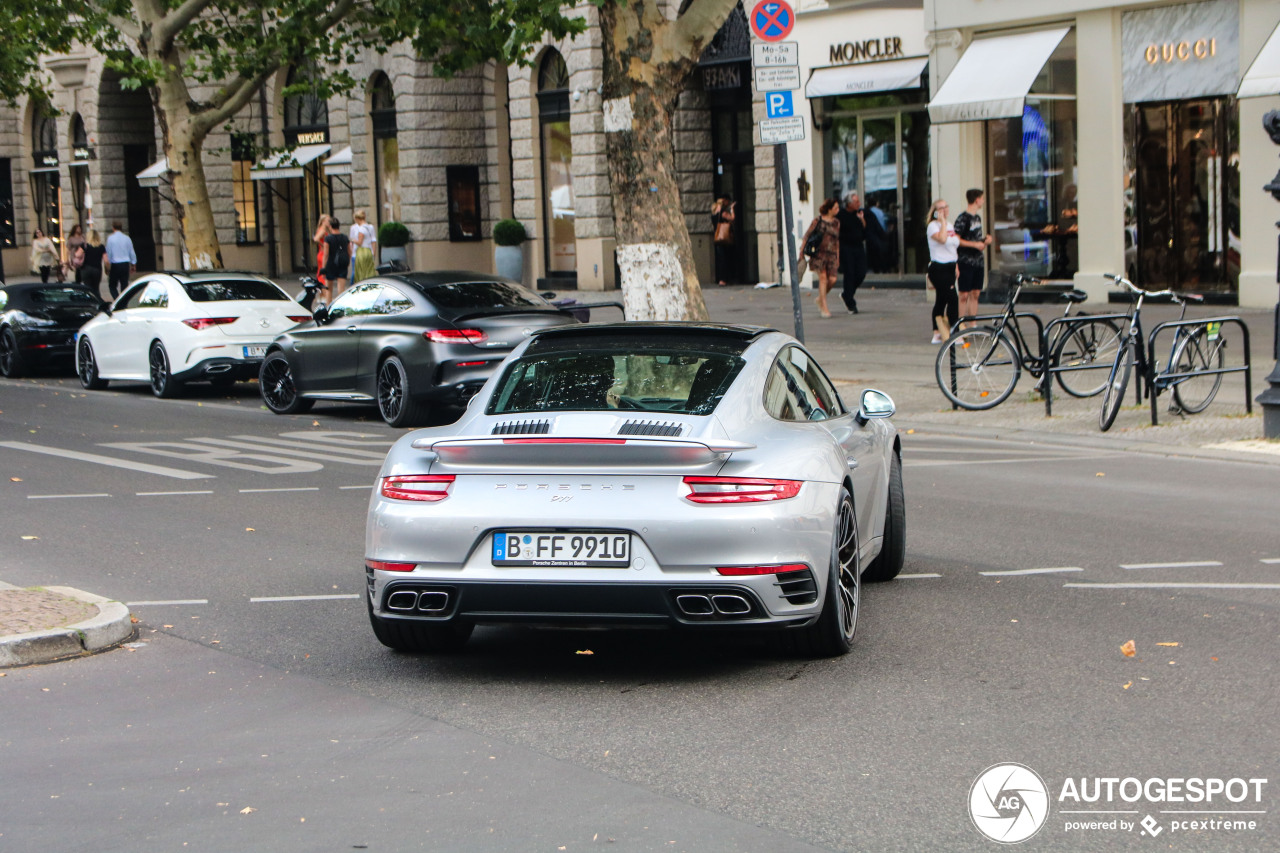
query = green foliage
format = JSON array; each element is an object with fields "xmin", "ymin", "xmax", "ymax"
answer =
[
  {"xmin": 492, "ymin": 218, "xmax": 527, "ymax": 246},
  {"xmin": 378, "ymin": 221, "xmax": 411, "ymax": 247}
]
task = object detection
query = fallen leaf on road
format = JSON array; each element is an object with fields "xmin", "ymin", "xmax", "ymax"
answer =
[
  {"xmin": 245, "ymin": 528, "xmax": 255, "ymax": 532},
  {"xmin": 1120, "ymin": 640, "xmax": 1136, "ymax": 657},
  {"xmin": 576, "ymin": 650, "xmax": 594, "ymax": 655},
  {"xmin": 240, "ymin": 807, "xmax": 256, "ymax": 815},
  {"xmin": 21, "ymin": 536, "xmax": 38, "ymax": 540},
  {"xmin": 1096, "ymin": 472, "xmax": 1105, "ymax": 477},
  {"xmin": 217, "ymin": 802, "xmax": 229, "ymax": 807},
  {"xmin": 130, "ymin": 616, "xmax": 139, "ymax": 624},
  {"xmin": 0, "ymin": 673, "xmax": 6, "ymax": 677},
  {"xmin": 1211, "ymin": 657, "xmax": 1218, "ymax": 661},
  {"xmin": 163, "ymin": 624, "xmax": 174, "ymax": 629},
  {"xmin": 906, "ymin": 429, "xmax": 915, "ymax": 434},
  {"xmin": 1156, "ymin": 642, "xmax": 1179, "ymax": 647},
  {"xmin": 312, "ymin": 421, "xmax": 320, "ymax": 426},
  {"xmin": 1122, "ymin": 682, "xmax": 1132, "ymax": 689},
  {"xmin": 10, "ymin": 477, "xmax": 21, "ymax": 482}
]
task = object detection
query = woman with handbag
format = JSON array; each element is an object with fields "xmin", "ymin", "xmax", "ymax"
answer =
[
  {"xmin": 30, "ymin": 230, "xmax": 60, "ymax": 284},
  {"xmin": 801, "ymin": 198, "xmax": 841, "ymax": 318},
  {"xmin": 711, "ymin": 196, "xmax": 735, "ymax": 286},
  {"xmin": 65, "ymin": 225, "xmax": 86, "ymax": 285}
]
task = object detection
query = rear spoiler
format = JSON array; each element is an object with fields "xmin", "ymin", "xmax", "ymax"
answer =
[{"xmin": 410, "ymin": 436, "xmax": 754, "ymax": 468}]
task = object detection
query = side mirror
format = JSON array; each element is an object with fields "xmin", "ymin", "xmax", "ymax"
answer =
[
  {"xmin": 540, "ymin": 291, "xmax": 557, "ymax": 299},
  {"xmin": 856, "ymin": 389, "xmax": 895, "ymax": 425},
  {"xmin": 312, "ymin": 305, "xmax": 329, "ymax": 324}
]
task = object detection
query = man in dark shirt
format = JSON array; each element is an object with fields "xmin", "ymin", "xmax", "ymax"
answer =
[
  {"xmin": 953, "ymin": 188, "xmax": 992, "ymax": 326},
  {"xmin": 835, "ymin": 192, "xmax": 867, "ymax": 313}
]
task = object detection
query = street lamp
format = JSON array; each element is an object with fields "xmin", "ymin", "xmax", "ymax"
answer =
[{"xmin": 1260, "ymin": 110, "xmax": 1280, "ymax": 438}]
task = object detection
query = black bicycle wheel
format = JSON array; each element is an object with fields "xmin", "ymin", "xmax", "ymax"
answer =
[
  {"xmin": 1098, "ymin": 341, "xmax": 1134, "ymax": 432},
  {"xmin": 1171, "ymin": 328, "xmax": 1225, "ymax": 414},
  {"xmin": 1053, "ymin": 317, "xmax": 1123, "ymax": 398},
  {"xmin": 934, "ymin": 326, "xmax": 1020, "ymax": 410}
]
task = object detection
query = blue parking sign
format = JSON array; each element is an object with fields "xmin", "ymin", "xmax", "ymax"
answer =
[{"xmin": 765, "ymin": 91, "xmax": 794, "ymax": 119}]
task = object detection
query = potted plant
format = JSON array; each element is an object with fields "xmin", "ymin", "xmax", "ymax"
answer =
[
  {"xmin": 492, "ymin": 218, "xmax": 527, "ymax": 283},
  {"xmin": 378, "ymin": 221, "xmax": 411, "ymax": 267}
]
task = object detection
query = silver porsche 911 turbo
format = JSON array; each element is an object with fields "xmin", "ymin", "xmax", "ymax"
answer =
[{"xmin": 365, "ymin": 322, "xmax": 905, "ymax": 658}]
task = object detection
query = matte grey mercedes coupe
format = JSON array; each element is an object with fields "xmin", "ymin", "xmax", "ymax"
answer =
[{"xmin": 364, "ymin": 322, "xmax": 905, "ymax": 658}]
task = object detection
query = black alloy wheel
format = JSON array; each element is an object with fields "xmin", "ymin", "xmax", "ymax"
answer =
[
  {"xmin": 0, "ymin": 327, "xmax": 25, "ymax": 378},
  {"xmin": 780, "ymin": 488, "xmax": 859, "ymax": 658},
  {"xmin": 259, "ymin": 351, "xmax": 313, "ymax": 414},
  {"xmin": 377, "ymin": 355, "xmax": 426, "ymax": 428},
  {"xmin": 149, "ymin": 342, "xmax": 183, "ymax": 398},
  {"xmin": 77, "ymin": 337, "xmax": 108, "ymax": 390}
]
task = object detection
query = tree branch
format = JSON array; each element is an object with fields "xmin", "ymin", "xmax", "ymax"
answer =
[
  {"xmin": 668, "ymin": 0, "xmax": 739, "ymax": 59},
  {"xmin": 193, "ymin": 67, "xmax": 272, "ymax": 135},
  {"xmin": 154, "ymin": 0, "xmax": 217, "ymax": 52},
  {"xmin": 104, "ymin": 12, "xmax": 143, "ymax": 42}
]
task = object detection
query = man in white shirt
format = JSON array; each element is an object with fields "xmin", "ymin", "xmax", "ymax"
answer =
[{"xmin": 105, "ymin": 221, "xmax": 136, "ymax": 299}]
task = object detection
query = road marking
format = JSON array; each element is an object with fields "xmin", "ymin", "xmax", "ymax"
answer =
[
  {"xmin": 1262, "ymin": 558, "xmax": 1280, "ymax": 564},
  {"xmin": 27, "ymin": 493, "xmax": 112, "ymax": 500},
  {"xmin": 190, "ymin": 437, "xmax": 383, "ymax": 466},
  {"xmin": 904, "ymin": 454, "xmax": 1123, "ymax": 468},
  {"xmin": 339, "ymin": 484, "xmax": 375, "ymax": 490},
  {"xmin": 237, "ymin": 486, "xmax": 321, "ymax": 494},
  {"xmin": 126, "ymin": 599, "xmax": 209, "ymax": 606},
  {"xmin": 981, "ymin": 567, "xmax": 1084, "ymax": 576},
  {"xmin": 1066, "ymin": 583, "xmax": 1280, "ymax": 590},
  {"xmin": 136, "ymin": 490, "xmax": 215, "ymax": 496},
  {"xmin": 249, "ymin": 594, "xmax": 360, "ymax": 602},
  {"xmin": 0, "ymin": 441, "xmax": 213, "ymax": 479},
  {"xmin": 230, "ymin": 434, "xmax": 390, "ymax": 460},
  {"xmin": 897, "ymin": 573, "xmax": 942, "ymax": 579},
  {"xmin": 100, "ymin": 440, "xmax": 323, "ymax": 474},
  {"xmin": 1120, "ymin": 561, "xmax": 1223, "ymax": 570}
]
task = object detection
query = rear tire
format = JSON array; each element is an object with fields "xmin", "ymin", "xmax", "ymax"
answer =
[
  {"xmin": 149, "ymin": 341, "xmax": 183, "ymax": 398},
  {"xmin": 1053, "ymin": 317, "xmax": 1123, "ymax": 398},
  {"xmin": 367, "ymin": 595, "xmax": 473, "ymax": 653},
  {"xmin": 76, "ymin": 337, "xmax": 108, "ymax": 390},
  {"xmin": 0, "ymin": 327, "xmax": 27, "ymax": 378},
  {"xmin": 1098, "ymin": 341, "xmax": 1134, "ymax": 432},
  {"xmin": 1171, "ymin": 328, "xmax": 1224, "ymax": 414},
  {"xmin": 863, "ymin": 454, "xmax": 905, "ymax": 583},
  {"xmin": 935, "ymin": 326, "xmax": 1020, "ymax": 410},
  {"xmin": 259, "ymin": 351, "xmax": 313, "ymax": 414},
  {"xmin": 778, "ymin": 489, "xmax": 859, "ymax": 658},
  {"xmin": 377, "ymin": 355, "xmax": 427, "ymax": 428}
]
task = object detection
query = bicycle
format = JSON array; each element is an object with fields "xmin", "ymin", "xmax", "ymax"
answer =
[
  {"xmin": 1097, "ymin": 274, "xmax": 1226, "ymax": 432},
  {"xmin": 935, "ymin": 274, "xmax": 1123, "ymax": 410}
]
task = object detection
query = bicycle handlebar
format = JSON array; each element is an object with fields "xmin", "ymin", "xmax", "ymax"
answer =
[{"xmin": 1102, "ymin": 273, "xmax": 1174, "ymax": 300}]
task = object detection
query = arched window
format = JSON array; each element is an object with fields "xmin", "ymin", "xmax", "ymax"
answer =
[
  {"xmin": 283, "ymin": 64, "xmax": 330, "ymax": 143},
  {"xmin": 34, "ymin": 113, "xmax": 58, "ymax": 157},
  {"xmin": 369, "ymin": 72, "xmax": 400, "ymax": 226},
  {"xmin": 68, "ymin": 114, "xmax": 92, "ymax": 232},
  {"xmin": 30, "ymin": 107, "xmax": 62, "ymax": 245},
  {"xmin": 537, "ymin": 51, "xmax": 574, "ymax": 277}
]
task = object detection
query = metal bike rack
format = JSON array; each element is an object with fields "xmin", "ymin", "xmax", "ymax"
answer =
[
  {"xmin": 943, "ymin": 312, "xmax": 1045, "ymax": 410},
  {"xmin": 1144, "ymin": 316, "xmax": 1251, "ymax": 425},
  {"xmin": 1040, "ymin": 313, "xmax": 1132, "ymax": 417}
]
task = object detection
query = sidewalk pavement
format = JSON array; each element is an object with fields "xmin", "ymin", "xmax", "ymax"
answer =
[{"xmin": 0, "ymin": 581, "xmax": 134, "ymax": 667}]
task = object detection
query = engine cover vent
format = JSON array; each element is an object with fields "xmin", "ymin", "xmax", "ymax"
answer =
[
  {"xmin": 617, "ymin": 420, "xmax": 684, "ymax": 437},
  {"xmin": 491, "ymin": 419, "xmax": 551, "ymax": 435}
]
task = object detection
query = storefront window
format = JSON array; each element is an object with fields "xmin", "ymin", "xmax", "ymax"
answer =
[
  {"xmin": 446, "ymin": 165, "xmax": 481, "ymax": 241},
  {"xmin": 985, "ymin": 32, "xmax": 1077, "ymax": 280},
  {"xmin": 283, "ymin": 64, "xmax": 331, "ymax": 272},
  {"xmin": 538, "ymin": 51, "xmax": 575, "ymax": 277},
  {"xmin": 30, "ymin": 111, "xmax": 62, "ymax": 249},
  {"xmin": 68, "ymin": 115, "xmax": 91, "ymax": 232},
  {"xmin": 0, "ymin": 159, "xmax": 15, "ymax": 248},
  {"xmin": 370, "ymin": 73, "xmax": 401, "ymax": 227},
  {"xmin": 231, "ymin": 134, "xmax": 260, "ymax": 244}
]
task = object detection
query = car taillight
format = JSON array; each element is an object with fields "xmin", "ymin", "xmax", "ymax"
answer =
[
  {"xmin": 716, "ymin": 563, "xmax": 810, "ymax": 576},
  {"xmin": 366, "ymin": 560, "xmax": 416, "ymax": 572},
  {"xmin": 681, "ymin": 476, "xmax": 802, "ymax": 503},
  {"xmin": 424, "ymin": 328, "xmax": 488, "ymax": 344},
  {"xmin": 182, "ymin": 317, "xmax": 238, "ymax": 330},
  {"xmin": 380, "ymin": 474, "xmax": 455, "ymax": 502},
  {"xmin": 287, "ymin": 315, "xmax": 311, "ymax": 323}
]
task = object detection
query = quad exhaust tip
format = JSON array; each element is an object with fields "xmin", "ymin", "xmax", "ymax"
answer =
[
  {"xmin": 385, "ymin": 589, "xmax": 452, "ymax": 613},
  {"xmin": 675, "ymin": 594, "xmax": 714, "ymax": 616},
  {"xmin": 674, "ymin": 592, "xmax": 755, "ymax": 618},
  {"xmin": 711, "ymin": 594, "xmax": 752, "ymax": 615}
]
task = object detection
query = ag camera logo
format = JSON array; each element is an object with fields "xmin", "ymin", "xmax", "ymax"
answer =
[{"xmin": 970, "ymin": 763, "xmax": 1050, "ymax": 843}]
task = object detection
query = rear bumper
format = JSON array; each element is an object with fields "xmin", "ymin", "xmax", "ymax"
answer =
[{"xmin": 173, "ymin": 355, "xmax": 262, "ymax": 382}]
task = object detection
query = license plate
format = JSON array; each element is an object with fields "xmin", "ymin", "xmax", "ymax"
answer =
[
  {"xmin": 492, "ymin": 532, "xmax": 631, "ymax": 568},
  {"xmin": 243, "ymin": 345, "xmax": 267, "ymax": 359}
]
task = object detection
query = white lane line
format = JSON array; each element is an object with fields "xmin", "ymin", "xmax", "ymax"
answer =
[
  {"xmin": 897, "ymin": 573, "xmax": 942, "ymax": 579},
  {"xmin": 0, "ymin": 441, "xmax": 212, "ymax": 479},
  {"xmin": 1261, "ymin": 558, "xmax": 1280, "ymax": 564},
  {"xmin": 237, "ymin": 487, "xmax": 321, "ymax": 494},
  {"xmin": 126, "ymin": 599, "xmax": 209, "ymax": 606},
  {"xmin": 136, "ymin": 490, "xmax": 215, "ymax": 496},
  {"xmin": 229, "ymin": 434, "xmax": 390, "ymax": 459},
  {"xmin": 249, "ymin": 594, "xmax": 360, "ymax": 602},
  {"xmin": 1120, "ymin": 561, "xmax": 1223, "ymax": 570},
  {"xmin": 1066, "ymin": 583, "xmax": 1280, "ymax": 590},
  {"xmin": 981, "ymin": 567, "xmax": 1084, "ymax": 576},
  {"xmin": 339, "ymin": 484, "xmax": 375, "ymax": 490},
  {"xmin": 27, "ymin": 493, "xmax": 112, "ymax": 500},
  {"xmin": 904, "ymin": 454, "xmax": 1124, "ymax": 468}
]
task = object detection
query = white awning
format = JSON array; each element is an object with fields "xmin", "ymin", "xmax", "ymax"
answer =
[
  {"xmin": 28, "ymin": 165, "xmax": 60, "ymax": 174},
  {"xmin": 1239, "ymin": 24, "xmax": 1280, "ymax": 98},
  {"xmin": 805, "ymin": 56, "xmax": 928, "ymax": 99},
  {"xmin": 928, "ymin": 28, "xmax": 1070, "ymax": 124},
  {"xmin": 250, "ymin": 144, "xmax": 331, "ymax": 181},
  {"xmin": 323, "ymin": 145, "xmax": 353, "ymax": 176},
  {"xmin": 135, "ymin": 158, "xmax": 169, "ymax": 188}
]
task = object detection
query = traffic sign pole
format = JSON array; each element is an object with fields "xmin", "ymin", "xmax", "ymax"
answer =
[{"xmin": 777, "ymin": 143, "xmax": 804, "ymax": 344}]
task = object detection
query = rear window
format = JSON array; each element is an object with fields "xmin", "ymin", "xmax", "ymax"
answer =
[
  {"xmin": 489, "ymin": 348, "xmax": 744, "ymax": 416},
  {"xmin": 29, "ymin": 287, "xmax": 100, "ymax": 305},
  {"xmin": 422, "ymin": 281, "xmax": 549, "ymax": 311},
  {"xmin": 181, "ymin": 279, "xmax": 288, "ymax": 302}
]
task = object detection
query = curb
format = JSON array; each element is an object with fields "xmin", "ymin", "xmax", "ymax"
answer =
[{"xmin": 0, "ymin": 587, "xmax": 135, "ymax": 668}]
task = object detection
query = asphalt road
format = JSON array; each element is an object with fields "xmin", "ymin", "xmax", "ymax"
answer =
[{"xmin": 1, "ymin": 373, "xmax": 1278, "ymax": 851}]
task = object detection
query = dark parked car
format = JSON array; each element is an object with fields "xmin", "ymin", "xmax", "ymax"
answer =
[
  {"xmin": 0, "ymin": 282, "xmax": 104, "ymax": 377},
  {"xmin": 259, "ymin": 271, "xmax": 581, "ymax": 427}
]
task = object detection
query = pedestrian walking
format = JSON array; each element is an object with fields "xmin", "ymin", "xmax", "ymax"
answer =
[
  {"xmin": 925, "ymin": 199, "xmax": 960, "ymax": 344},
  {"xmin": 312, "ymin": 214, "xmax": 331, "ymax": 299},
  {"xmin": 321, "ymin": 216, "xmax": 351, "ymax": 299},
  {"xmin": 65, "ymin": 224, "xmax": 86, "ymax": 284},
  {"xmin": 30, "ymin": 229, "xmax": 60, "ymax": 283},
  {"xmin": 953, "ymin": 188, "xmax": 992, "ymax": 327},
  {"xmin": 801, "ymin": 198, "xmax": 841, "ymax": 319},
  {"xmin": 80, "ymin": 230, "xmax": 107, "ymax": 300},
  {"xmin": 349, "ymin": 210, "xmax": 377, "ymax": 283},
  {"xmin": 105, "ymin": 221, "xmax": 137, "ymax": 299},
  {"xmin": 835, "ymin": 191, "xmax": 867, "ymax": 313},
  {"xmin": 711, "ymin": 196, "xmax": 736, "ymax": 286}
]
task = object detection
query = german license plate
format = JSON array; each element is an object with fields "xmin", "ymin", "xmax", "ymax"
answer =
[
  {"xmin": 492, "ymin": 532, "xmax": 630, "ymax": 568},
  {"xmin": 243, "ymin": 345, "xmax": 267, "ymax": 358}
]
